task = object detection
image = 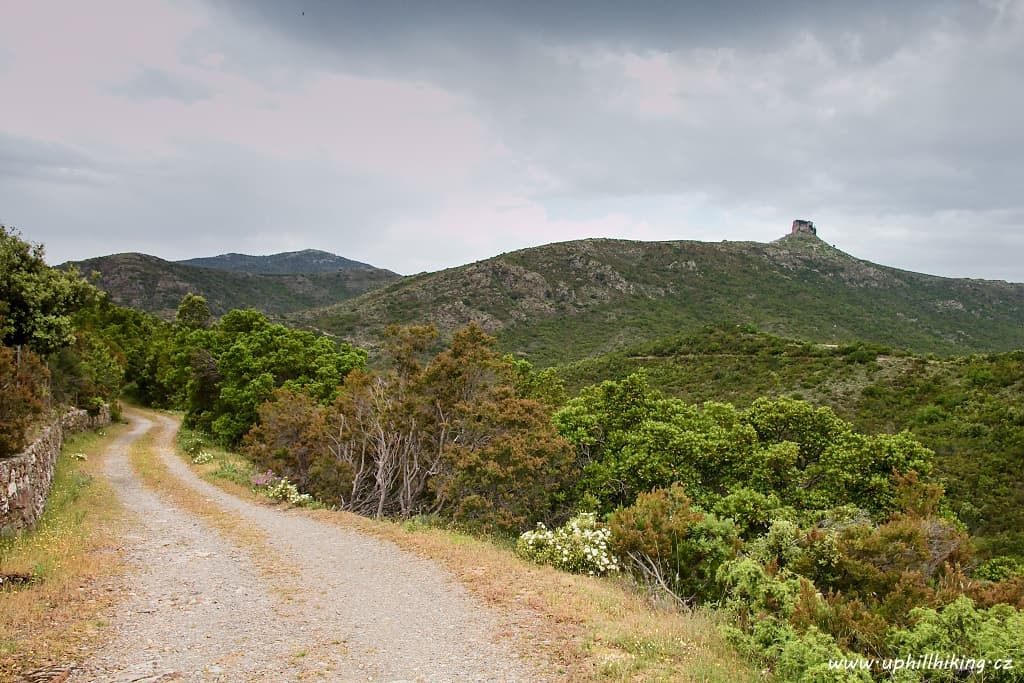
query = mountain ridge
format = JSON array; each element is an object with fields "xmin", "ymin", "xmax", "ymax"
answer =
[
  {"xmin": 70, "ymin": 252, "xmax": 400, "ymax": 319},
  {"xmin": 177, "ymin": 248, "xmax": 379, "ymax": 274},
  {"xmin": 72, "ymin": 230, "xmax": 1024, "ymax": 364},
  {"xmin": 288, "ymin": 231, "xmax": 1024, "ymax": 365}
]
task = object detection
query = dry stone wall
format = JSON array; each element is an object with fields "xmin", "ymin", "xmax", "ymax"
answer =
[{"xmin": 0, "ymin": 405, "xmax": 111, "ymax": 534}]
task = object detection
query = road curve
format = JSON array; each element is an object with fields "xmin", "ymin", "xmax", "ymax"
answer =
[{"xmin": 70, "ymin": 409, "xmax": 539, "ymax": 682}]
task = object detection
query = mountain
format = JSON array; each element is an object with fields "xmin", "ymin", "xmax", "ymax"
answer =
[
  {"xmin": 289, "ymin": 230, "xmax": 1024, "ymax": 365},
  {"xmin": 177, "ymin": 249, "xmax": 376, "ymax": 274},
  {"xmin": 555, "ymin": 323, "xmax": 1024, "ymax": 558},
  {"xmin": 71, "ymin": 252, "xmax": 400, "ymax": 319}
]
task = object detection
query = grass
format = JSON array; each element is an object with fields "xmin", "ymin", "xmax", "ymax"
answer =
[
  {"xmin": 311, "ymin": 510, "xmax": 761, "ymax": 682},
  {"xmin": 164, "ymin": 417, "xmax": 761, "ymax": 682},
  {"xmin": 0, "ymin": 424, "xmax": 128, "ymax": 681}
]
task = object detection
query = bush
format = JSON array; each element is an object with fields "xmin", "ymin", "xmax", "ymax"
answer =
[
  {"xmin": 251, "ymin": 470, "xmax": 316, "ymax": 507},
  {"xmin": 178, "ymin": 429, "xmax": 208, "ymax": 457},
  {"xmin": 191, "ymin": 450, "xmax": 213, "ymax": 465},
  {"xmin": 515, "ymin": 512, "xmax": 619, "ymax": 576},
  {"xmin": 886, "ymin": 596, "xmax": 1024, "ymax": 682},
  {"xmin": 242, "ymin": 389, "xmax": 347, "ymax": 504},
  {"xmin": 975, "ymin": 556, "xmax": 1024, "ymax": 583},
  {"xmin": 0, "ymin": 345, "xmax": 49, "ymax": 458},
  {"xmin": 609, "ymin": 484, "xmax": 741, "ymax": 603}
]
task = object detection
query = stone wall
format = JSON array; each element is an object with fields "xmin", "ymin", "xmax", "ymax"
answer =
[{"xmin": 0, "ymin": 405, "xmax": 111, "ymax": 534}]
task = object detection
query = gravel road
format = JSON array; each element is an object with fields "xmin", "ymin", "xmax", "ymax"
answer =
[{"xmin": 68, "ymin": 410, "xmax": 541, "ymax": 682}]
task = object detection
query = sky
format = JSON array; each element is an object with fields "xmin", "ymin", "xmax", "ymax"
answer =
[{"xmin": 1, "ymin": 0, "xmax": 1023, "ymax": 280}]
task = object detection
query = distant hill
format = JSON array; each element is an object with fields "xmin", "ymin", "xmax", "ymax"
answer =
[
  {"xmin": 71, "ymin": 252, "xmax": 400, "ymax": 319},
  {"xmin": 289, "ymin": 230, "xmax": 1024, "ymax": 365},
  {"xmin": 178, "ymin": 249, "xmax": 377, "ymax": 274},
  {"xmin": 554, "ymin": 323, "xmax": 1024, "ymax": 558}
]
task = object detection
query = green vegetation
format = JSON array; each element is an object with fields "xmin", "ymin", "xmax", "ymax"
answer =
[
  {"xmin": 1, "ymin": 225, "xmax": 114, "ymax": 456},
  {"xmin": 244, "ymin": 323, "xmax": 574, "ymax": 532},
  {"xmin": 8, "ymin": 225, "xmax": 1024, "ymax": 682},
  {"xmin": 292, "ymin": 234, "xmax": 1024, "ymax": 365},
  {"xmin": 1, "ymin": 225, "xmax": 97, "ymax": 355},
  {"xmin": 0, "ymin": 427, "xmax": 127, "ymax": 679},
  {"xmin": 148, "ymin": 302, "xmax": 365, "ymax": 445},
  {"xmin": 539, "ymin": 373, "xmax": 1023, "ymax": 681},
  {"xmin": 556, "ymin": 324, "xmax": 1024, "ymax": 558},
  {"xmin": 71, "ymin": 251, "xmax": 399, "ymax": 319}
]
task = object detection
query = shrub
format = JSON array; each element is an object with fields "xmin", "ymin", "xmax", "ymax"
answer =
[
  {"xmin": 243, "ymin": 389, "xmax": 347, "ymax": 504},
  {"xmin": 0, "ymin": 345, "xmax": 49, "ymax": 458},
  {"xmin": 609, "ymin": 484, "xmax": 741, "ymax": 603},
  {"xmin": 515, "ymin": 512, "xmax": 619, "ymax": 576},
  {"xmin": 191, "ymin": 450, "xmax": 213, "ymax": 465},
  {"xmin": 178, "ymin": 430, "xmax": 208, "ymax": 457},
  {"xmin": 438, "ymin": 393, "xmax": 577, "ymax": 534},
  {"xmin": 886, "ymin": 596, "xmax": 1024, "ymax": 682},
  {"xmin": 974, "ymin": 556, "xmax": 1024, "ymax": 583},
  {"xmin": 251, "ymin": 470, "xmax": 316, "ymax": 507}
]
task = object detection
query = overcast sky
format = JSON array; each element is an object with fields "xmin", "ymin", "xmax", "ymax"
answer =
[{"xmin": 1, "ymin": 0, "xmax": 1022, "ymax": 280}]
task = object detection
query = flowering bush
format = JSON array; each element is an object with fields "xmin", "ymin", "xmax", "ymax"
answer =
[
  {"xmin": 251, "ymin": 470, "xmax": 315, "ymax": 507},
  {"xmin": 179, "ymin": 431, "xmax": 207, "ymax": 456},
  {"xmin": 515, "ymin": 512, "xmax": 619, "ymax": 576},
  {"xmin": 191, "ymin": 450, "xmax": 214, "ymax": 465}
]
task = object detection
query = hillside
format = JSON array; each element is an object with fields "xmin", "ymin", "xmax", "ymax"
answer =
[
  {"xmin": 290, "ymin": 231, "xmax": 1024, "ymax": 364},
  {"xmin": 71, "ymin": 252, "xmax": 400, "ymax": 319},
  {"xmin": 178, "ymin": 248, "xmax": 377, "ymax": 274},
  {"xmin": 556, "ymin": 323, "xmax": 1024, "ymax": 557}
]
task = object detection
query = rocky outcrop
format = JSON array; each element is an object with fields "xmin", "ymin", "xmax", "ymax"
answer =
[{"xmin": 0, "ymin": 405, "xmax": 111, "ymax": 534}]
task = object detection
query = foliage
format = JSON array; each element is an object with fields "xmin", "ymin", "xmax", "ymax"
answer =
[
  {"xmin": 434, "ymin": 383, "xmax": 576, "ymax": 532},
  {"xmin": 556, "ymin": 324, "xmax": 1024, "ymax": 558},
  {"xmin": 164, "ymin": 306, "xmax": 365, "ymax": 445},
  {"xmin": 242, "ymin": 389, "xmax": 349, "ymax": 506},
  {"xmin": 251, "ymin": 470, "xmax": 316, "ymax": 507},
  {"xmin": 175, "ymin": 293, "xmax": 211, "ymax": 329},
  {"xmin": 243, "ymin": 323, "xmax": 577, "ymax": 533},
  {"xmin": 515, "ymin": 512, "xmax": 619, "ymax": 576},
  {"xmin": 608, "ymin": 484, "xmax": 739, "ymax": 603},
  {"xmin": 974, "ymin": 556, "xmax": 1024, "ymax": 583},
  {"xmin": 886, "ymin": 597, "xmax": 1024, "ymax": 682},
  {"xmin": 48, "ymin": 330, "xmax": 125, "ymax": 408},
  {"xmin": 0, "ymin": 225, "xmax": 97, "ymax": 354},
  {"xmin": 0, "ymin": 345, "xmax": 49, "ymax": 457},
  {"xmin": 555, "ymin": 373, "xmax": 937, "ymax": 519}
]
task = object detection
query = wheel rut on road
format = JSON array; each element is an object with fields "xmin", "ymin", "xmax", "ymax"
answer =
[{"xmin": 70, "ymin": 409, "xmax": 539, "ymax": 683}]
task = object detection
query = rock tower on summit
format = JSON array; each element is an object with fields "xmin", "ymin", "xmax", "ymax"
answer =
[{"xmin": 791, "ymin": 219, "xmax": 816, "ymax": 236}]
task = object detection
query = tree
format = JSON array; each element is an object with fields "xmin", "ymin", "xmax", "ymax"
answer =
[
  {"xmin": 175, "ymin": 293, "xmax": 211, "ymax": 330},
  {"xmin": 0, "ymin": 225, "xmax": 97, "ymax": 355},
  {"xmin": 555, "ymin": 374, "xmax": 940, "ymax": 518},
  {"xmin": 0, "ymin": 345, "xmax": 49, "ymax": 457}
]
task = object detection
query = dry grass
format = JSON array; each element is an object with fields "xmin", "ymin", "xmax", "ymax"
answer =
[
  {"xmin": 125, "ymin": 412, "xmax": 301, "ymax": 597},
  {"xmin": 0, "ymin": 424, "xmax": 129, "ymax": 682},
  {"xmin": 310, "ymin": 510, "xmax": 762, "ymax": 682}
]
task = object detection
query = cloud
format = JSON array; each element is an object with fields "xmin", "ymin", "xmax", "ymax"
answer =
[
  {"xmin": 1, "ymin": 0, "xmax": 1022, "ymax": 282},
  {"xmin": 0, "ymin": 133, "xmax": 111, "ymax": 187},
  {"xmin": 111, "ymin": 67, "xmax": 213, "ymax": 103}
]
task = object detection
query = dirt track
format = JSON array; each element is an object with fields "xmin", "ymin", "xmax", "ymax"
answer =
[{"xmin": 68, "ymin": 409, "xmax": 539, "ymax": 682}]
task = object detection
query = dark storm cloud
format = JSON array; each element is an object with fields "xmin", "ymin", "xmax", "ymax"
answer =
[
  {"xmin": 3, "ymin": 0, "xmax": 1021, "ymax": 280},
  {"xmin": 208, "ymin": 0, "xmax": 1022, "ymax": 202},
  {"xmin": 212, "ymin": 0, "xmax": 968, "ymax": 61},
  {"xmin": 110, "ymin": 66, "xmax": 213, "ymax": 103},
  {"xmin": 192, "ymin": 0, "xmax": 1024, "ymax": 280}
]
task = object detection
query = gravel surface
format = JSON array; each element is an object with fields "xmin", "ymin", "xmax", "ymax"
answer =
[{"xmin": 69, "ymin": 410, "xmax": 541, "ymax": 682}]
